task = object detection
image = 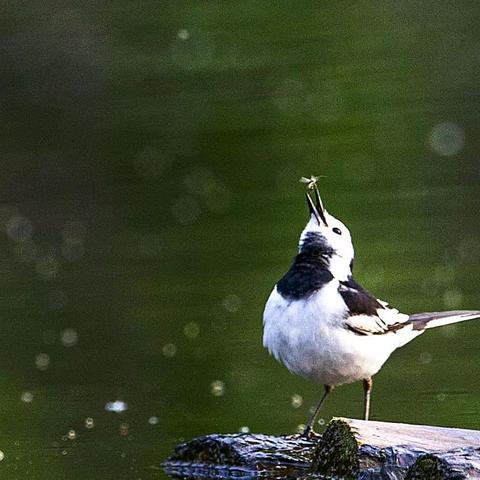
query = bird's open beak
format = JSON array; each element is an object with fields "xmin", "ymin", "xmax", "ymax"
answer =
[{"xmin": 305, "ymin": 185, "xmax": 328, "ymax": 227}]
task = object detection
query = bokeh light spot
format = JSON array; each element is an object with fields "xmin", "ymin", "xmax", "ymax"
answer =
[
  {"xmin": 183, "ymin": 322, "xmax": 200, "ymax": 338},
  {"xmin": 210, "ymin": 380, "xmax": 225, "ymax": 397},
  {"xmin": 119, "ymin": 423, "xmax": 129, "ymax": 436},
  {"xmin": 177, "ymin": 29, "xmax": 190, "ymax": 41},
  {"xmin": 162, "ymin": 343, "xmax": 177, "ymax": 358},
  {"xmin": 35, "ymin": 353, "xmax": 50, "ymax": 371},
  {"xmin": 222, "ymin": 294, "xmax": 242, "ymax": 313},
  {"xmin": 291, "ymin": 394, "xmax": 303, "ymax": 408},
  {"xmin": 148, "ymin": 416, "xmax": 159, "ymax": 425},
  {"xmin": 419, "ymin": 352, "xmax": 433, "ymax": 364},
  {"xmin": 429, "ymin": 122, "xmax": 465, "ymax": 156},
  {"xmin": 60, "ymin": 328, "xmax": 78, "ymax": 347},
  {"xmin": 296, "ymin": 424, "xmax": 306, "ymax": 434},
  {"xmin": 21, "ymin": 392, "xmax": 34, "ymax": 403},
  {"xmin": 105, "ymin": 400, "xmax": 128, "ymax": 413}
]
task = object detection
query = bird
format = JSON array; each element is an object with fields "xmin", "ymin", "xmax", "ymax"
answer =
[{"xmin": 263, "ymin": 177, "xmax": 480, "ymax": 436}]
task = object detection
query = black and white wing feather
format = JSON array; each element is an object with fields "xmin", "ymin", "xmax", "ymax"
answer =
[
  {"xmin": 338, "ymin": 277, "xmax": 409, "ymax": 335},
  {"xmin": 339, "ymin": 277, "xmax": 480, "ymax": 335}
]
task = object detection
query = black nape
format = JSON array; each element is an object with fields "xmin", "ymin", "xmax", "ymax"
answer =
[
  {"xmin": 300, "ymin": 232, "xmax": 335, "ymax": 258},
  {"xmin": 277, "ymin": 232, "xmax": 335, "ymax": 300}
]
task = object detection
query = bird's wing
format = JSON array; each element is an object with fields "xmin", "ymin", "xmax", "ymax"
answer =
[
  {"xmin": 339, "ymin": 277, "xmax": 409, "ymax": 335},
  {"xmin": 344, "ymin": 309, "xmax": 410, "ymax": 335}
]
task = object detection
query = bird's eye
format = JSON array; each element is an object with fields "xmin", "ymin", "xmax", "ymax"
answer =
[{"xmin": 332, "ymin": 227, "xmax": 342, "ymax": 235}]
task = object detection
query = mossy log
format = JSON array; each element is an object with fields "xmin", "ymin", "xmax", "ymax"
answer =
[{"xmin": 164, "ymin": 418, "xmax": 480, "ymax": 479}]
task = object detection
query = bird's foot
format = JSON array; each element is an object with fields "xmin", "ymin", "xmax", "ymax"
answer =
[{"xmin": 301, "ymin": 425, "xmax": 320, "ymax": 440}]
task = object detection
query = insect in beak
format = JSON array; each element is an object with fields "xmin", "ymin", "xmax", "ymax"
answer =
[{"xmin": 301, "ymin": 176, "xmax": 328, "ymax": 227}]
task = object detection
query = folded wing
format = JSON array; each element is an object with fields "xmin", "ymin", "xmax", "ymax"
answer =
[
  {"xmin": 339, "ymin": 278, "xmax": 480, "ymax": 336},
  {"xmin": 339, "ymin": 277, "xmax": 409, "ymax": 335}
]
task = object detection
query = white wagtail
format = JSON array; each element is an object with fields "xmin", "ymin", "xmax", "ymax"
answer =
[{"xmin": 263, "ymin": 176, "xmax": 480, "ymax": 435}]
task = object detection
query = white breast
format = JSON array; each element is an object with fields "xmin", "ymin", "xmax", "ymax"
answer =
[{"xmin": 263, "ymin": 283, "xmax": 404, "ymax": 386}]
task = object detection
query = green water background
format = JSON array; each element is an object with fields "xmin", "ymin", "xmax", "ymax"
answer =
[{"xmin": 0, "ymin": 2, "xmax": 479, "ymax": 478}]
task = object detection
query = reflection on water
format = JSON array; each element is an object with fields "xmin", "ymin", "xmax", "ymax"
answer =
[{"xmin": 0, "ymin": 1, "xmax": 479, "ymax": 478}]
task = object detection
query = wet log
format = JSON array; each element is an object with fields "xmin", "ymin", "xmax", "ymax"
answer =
[{"xmin": 163, "ymin": 417, "xmax": 480, "ymax": 479}]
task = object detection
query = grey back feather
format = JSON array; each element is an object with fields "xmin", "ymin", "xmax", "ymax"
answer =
[{"xmin": 408, "ymin": 310, "xmax": 480, "ymax": 330}]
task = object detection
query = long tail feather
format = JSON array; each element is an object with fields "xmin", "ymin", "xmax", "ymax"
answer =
[{"xmin": 409, "ymin": 310, "xmax": 480, "ymax": 331}]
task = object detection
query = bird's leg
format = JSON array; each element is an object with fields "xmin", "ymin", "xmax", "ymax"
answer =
[
  {"xmin": 363, "ymin": 377, "xmax": 373, "ymax": 421},
  {"xmin": 303, "ymin": 385, "xmax": 333, "ymax": 436}
]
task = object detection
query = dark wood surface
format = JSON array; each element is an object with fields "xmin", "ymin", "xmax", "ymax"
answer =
[{"xmin": 164, "ymin": 418, "xmax": 480, "ymax": 479}]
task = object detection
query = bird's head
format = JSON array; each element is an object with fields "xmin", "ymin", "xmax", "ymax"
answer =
[{"xmin": 299, "ymin": 185, "xmax": 354, "ymax": 281}]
